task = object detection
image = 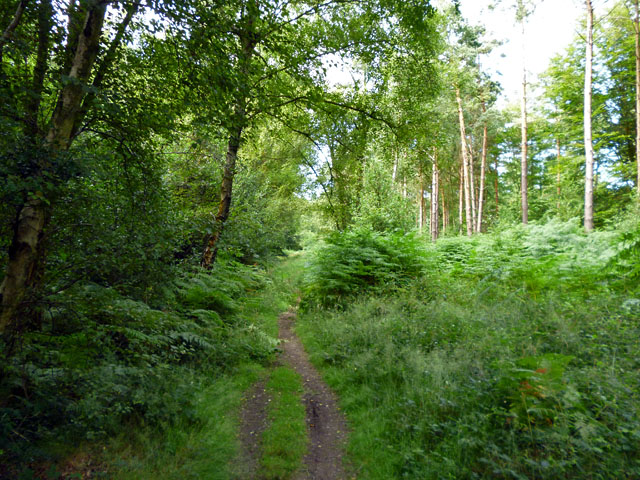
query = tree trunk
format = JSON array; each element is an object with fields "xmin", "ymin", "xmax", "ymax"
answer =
[
  {"xmin": 634, "ymin": 0, "xmax": 640, "ymax": 198},
  {"xmin": 467, "ymin": 139, "xmax": 477, "ymax": 232},
  {"xmin": 556, "ymin": 138, "xmax": 562, "ymax": 212},
  {"xmin": 584, "ymin": 0, "xmax": 595, "ymax": 232},
  {"xmin": 477, "ymin": 118, "xmax": 488, "ymax": 233},
  {"xmin": 521, "ymin": 18, "xmax": 529, "ymax": 225},
  {"xmin": 392, "ymin": 145, "xmax": 398, "ymax": 183},
  {"xmin": 418, "ymin": 164, "xmax": 424, "ymax": 232},
  {"xmin": 456, "ymin": 87, "xmax": 473, "ymax": 236},
  {"xmin": 458, "ymin": 159, "xmax": 464, "ymax": 234},
  {"xmin": 0, "ymin": 3, "xmax": 108, "ymax": 334},
  {"xmin": 24, "ymin": 0, "xmax": 53, "ymax": 136},
  {"xmin": 72, "ymin": 1, "xmax": 139, "ymax": 138},
  {"xmin": 494, "ymin": 156, "xmax": 499, "ymax": 214},
  {"xmin": 201, "ymin": 116, "xmax": 245, "ymax": 269},
  {"xmin": 441, "ymin": 176, "xmax": 447, "ymax": 236},
  {"xmin": 431, "ymin": 151, "xmax": 439, "ymax": 242},
  {"xmin": 0, "ymin": 0, "xmax": 29, "ymax": 64}
]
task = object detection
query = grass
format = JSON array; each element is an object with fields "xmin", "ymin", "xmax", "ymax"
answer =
[
  {"xmin": 260, "ymin": 366, "xmax": 308, "ymax": 479},
  {"xmin": 100, "ymin": 253, "xmax": 308, "ymax": 479},
  {"xmin": 105, "ymin": 364, "xmax": 264, "ymax": 480},
  {"xmin": 297, "ymin": 220, "xmax": 640, "ymax": 479}
]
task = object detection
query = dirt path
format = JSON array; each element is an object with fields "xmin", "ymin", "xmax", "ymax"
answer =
[
  {"xmin": 278, "ymin": 309, "xmax": 349, "ymax": 480},
  {"xmin": 238, "ymin": 379, "xmax": 271, "ymax": 478}
]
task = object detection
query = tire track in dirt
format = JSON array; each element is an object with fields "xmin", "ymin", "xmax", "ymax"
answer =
[
  {"xmin": 278, "ymin": 309, "xmax": 349, "ymax": 480},
  {"xmin": 238, "ymin": 379, "xmax": 271, "ymax": 478}
]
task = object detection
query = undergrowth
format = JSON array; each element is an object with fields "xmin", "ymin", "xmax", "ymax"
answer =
[
  {"xmin": 298, "ymin": 219, "xmax": 640, "ymax": 479},
  {"xmin": 0, "ymin": 257, "xmax": 282, "ymax": 477}
]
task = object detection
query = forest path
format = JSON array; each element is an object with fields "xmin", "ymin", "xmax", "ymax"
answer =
[
  {"xmin": 278, "ymin": 307, "xmax": 349, "ymax": 480},
  {"xmin": 239, "ymin": 302, "xmax": 349, "ymax": 480}
]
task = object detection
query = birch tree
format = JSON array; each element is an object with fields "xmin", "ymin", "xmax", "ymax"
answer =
[{"xmin": 584, "ymin": 0, "xmax": 595, "ymax": 231}]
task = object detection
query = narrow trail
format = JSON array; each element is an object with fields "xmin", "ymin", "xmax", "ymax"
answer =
[
  {"xmin": 278, "ymin": 308, "xmax": 349, "ymax": 480},
  {"xmin": 239, "ymin": 379, "xmax": 271, "ymax": 478}
]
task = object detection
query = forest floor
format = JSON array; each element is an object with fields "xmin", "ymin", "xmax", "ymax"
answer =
[{"xmin": 240, "ymin": 303, "xmax": 349, "ymax": 480}]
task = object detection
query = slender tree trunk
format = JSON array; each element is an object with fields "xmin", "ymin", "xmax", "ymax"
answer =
[
  {"xmin": 458, "ymin": 161, "xmax": 464, "ymax": 234},
  {"xmin": 72, "ymin": 1, "xmax": 139, "ymax": 138},
  {"xmin": 0, "ymin": 4, "xmax": 108, "ymax": 334},
  {"xmin": 201, "ymin": 115, "xmax": 245, "ymax": 268},
  {"xmin": 392, "ymin": 145, "xmax": 398, "ymax": 183},
  {"xmin": 431, "ymin": 152, "xmax": 439, "ymax": 242},
  {"xmin": 418, "ymin": 164, "xmax": 424, "ymax": 232},
  {"xmin": 24, "ymin": 0, "xmax": 53, "ymax": 136},
  {"xmin": 477, "ymin": 119, "xmax": 488, "ymax": 233},
  {"xmin": 200, "ymin": 15, "xmax": 257, "ymax": 268},
  {"xmin": 468, "ymin": 139, "xmax": 477, "ymax": 232},
  {"xmin": 441, "ymin": 178, "xmax": 447, "ymax": 236},
  {"xmin": 0, "ymin": 0, "xmax": 29, "ymax": 64},
  {"xmin": 584, "ymin": 0, "xmax": 595, "ymax": 232},
  {"xmin": 456, "ymin": 87, "xmax": 473, "ymax": 236},
  {"xmin": 492, "ymin": 157, "xmax": 499, "ymax": 216},
  {"xmin": 634, "ymin": 0, "xmax": 640, "ymax": 198},
  {"xmin": 521, "ymin": 18, "xmax": 529, "ymax": 225},
  {"xmin": 556, "ymin": 138, "xmax": 562, "ymax": 212}
]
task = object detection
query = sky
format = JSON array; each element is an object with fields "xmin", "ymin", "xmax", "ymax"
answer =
[{"xmin": 457, "ymin": 0, "xmax": 612, "ymax": 106}]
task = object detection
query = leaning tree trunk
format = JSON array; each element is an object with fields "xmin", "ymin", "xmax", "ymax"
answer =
[
  {"xmin": 0, "ymin": 3, "xmax": 108, "ymax": 335},
  {"xmin": 456, "ymin": 87, "xmax": 473, "ymax": 236},
  {"xmin": 201, "ymin": 114, "xmax": 245, "ymax": 269},
  {"xmin": 584, "ymin": 0, "xmax": 595, "ymax": 232}
]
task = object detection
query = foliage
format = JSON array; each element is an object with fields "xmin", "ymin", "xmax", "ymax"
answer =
[
  {"xmin": 303, "ymin": 229, "xmax": 430, "ymax": 307},
  {"xmin": 298, "ymin": 219, "xmax": 640, "ymax": 479},
  {"xmin": 0, "ymin": 259, "xmax": 278, "ymax": 474}
]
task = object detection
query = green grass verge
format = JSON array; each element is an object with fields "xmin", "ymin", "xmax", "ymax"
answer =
[
  {"xmin": 106, "ymin": 364, "xmax": 264, "ymax": 480},
  {"xmin": 259, "ymin": 366, "xmax": 308, "ymax": 479}
]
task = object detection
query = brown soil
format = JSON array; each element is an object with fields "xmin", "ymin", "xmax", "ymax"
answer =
[
  {"xmin": 238, "ymin": 378, "xmax": 271, "ymax": 479},
  {"xmin": 278, "ymin": 309, "xmax": 349, "ymax": 480}
]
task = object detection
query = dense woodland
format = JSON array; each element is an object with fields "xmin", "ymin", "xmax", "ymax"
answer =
[{"xmin": 0, "ymin": 0, "xmax": 639, "ymax": 478}]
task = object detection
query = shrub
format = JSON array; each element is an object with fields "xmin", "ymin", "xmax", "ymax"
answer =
[{"xmin": 303, "ymin": 230, "xmax": 431, "ymax": 307}]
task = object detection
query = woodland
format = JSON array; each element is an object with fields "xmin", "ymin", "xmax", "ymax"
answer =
[{"xmin": 0, "ymin": 0, "xmax": 639, "ymax": 478}]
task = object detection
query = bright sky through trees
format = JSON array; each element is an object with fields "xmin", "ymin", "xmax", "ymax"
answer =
[{"xmin": 458, "ymin": 0, "xmax": 584, "ymax": 104}]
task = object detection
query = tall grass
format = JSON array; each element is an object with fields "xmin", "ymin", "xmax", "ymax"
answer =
[{"xmin": 298, "ymin": 220, "xmax": 640, "ymax": 478}]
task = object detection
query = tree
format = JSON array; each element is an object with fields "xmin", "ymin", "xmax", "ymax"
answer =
[{"xmin": 584, "ymin": 0, "xmax": 595, "ymax": 231}]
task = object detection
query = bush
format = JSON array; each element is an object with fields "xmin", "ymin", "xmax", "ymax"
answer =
[{"xmin": 303, "ymin": 230, "xmax": 431, "ymax": 307}]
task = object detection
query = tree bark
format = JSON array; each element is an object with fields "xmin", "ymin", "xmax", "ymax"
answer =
[
  {"xmin": 467, "ymin": 138, "xmax": 477, "ymax": 232},
  {"xmin": 0, "ymin": 0, "xmax": 29, "ymax": 65},
  {"xmin": 201, "ymin": 114, "xmax": 245, "ymax": 268},
  {"xmin": 634, "ymin": 0, "xmax": 640, "ymax": 198},
  {"xmin": 556, "ymin": 138, "xmax": 562, "ymax": 212},
  {"xmin": 494, "ymin": 156, "xmax": 499, "ymax": 214},
  {"xmin": 24, "ymin": 0, "xmax": 53, "ymax": 136},
  {"xmin": 520, "ymin": 18, "xmax": 529, "ymax": 225},
  {"xmin": 418, "ymin": 164, "xmax": 424, "ymax": 233},
  {"xmin": 584, "ymin": 0, "xmax": 595, "ymax": 232},
  {"xmin": 440, "ymin": 175, "xmax": 447, "ymax": 236},
  {"xmin": 0, "ymin": 2, "xmax": 109, "ymax": 334},
  {"xmin": 458, "ymin": 161, "xmax": 463, "ymax": 234},
  {"xmin": 477, "ymin": 117, "xmax": 488, "ymax": 233},
  {"xmin": 431, "ymin": 151, "xmax": 439, "ymax": 242},
  {"xmin": 72, "ymin": 1, "xmax": 139, "ymax": 138},
  {"xmin": 456, "ymin": 87, "xmax": 473, "ymax": 236}
]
